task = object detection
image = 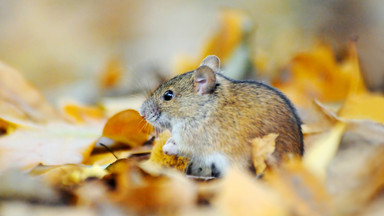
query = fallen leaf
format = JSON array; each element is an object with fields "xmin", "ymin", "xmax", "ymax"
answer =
[
  {"xmin": 251, "ymin": 133, "xmax": 278, "ymax": 175},
  {"xmin": 326, "ymin": 121, "xmax": 384, "ymax": 215},
  {"xmin": 338, "ymin": 93, "xmax": 384, "ymax": 124},
  {"xmin": 0, "ymin": 61, "xmax": 59, "ymax": 122},
  {"xmin": 0, "ymin": 123, "xmax": 99, "ymax": 171},
  {"xmin": 266, "ymin": 160, "xmax": 332, "ymax": 216},
  {"xmin": 61, "ymin": 102, "xmax": 106, "ymax": 124},
  {"xmin": 303, "ymin": 121, "xmax": 346, "ymax": 180},
  {"xmin": 337, "ymin": 41, "xmax": 384, "ymax": 124},
  {"xmin": 213, "ymin": 168, "xmax": 287, "ymax": 216},
  {"xmin": 0, "ymin": 202, "xmax": 96, "ymax": 216},
  {"xmin": 149, "ymin": 130, "xmax": 189, "ymax": 172},
  {"xmin": 100, "ymin": 109, "xmax": 154, "ymax": 148},
  {"xmin": 107, "ymin": 161, "xmax": 196, "ymax": 215},
  {"xmin": 273, "ymin": 44, "xmax": 359, "ymax": 107},
  {"xmin": 30, "ymin": 164, "xmax": 107, "ymax": 186},
  {"xmin": 0, "ymin": 169, "xmax": 64, "ymax": 204},
  {"xmin": 99, "ymin": 57, "xmax": 123, "ymax": 89}
]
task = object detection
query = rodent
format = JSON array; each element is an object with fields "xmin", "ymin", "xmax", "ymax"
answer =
[{"xmin": 139, "ymin": 55, "xmax": 303, "ymax": 177}]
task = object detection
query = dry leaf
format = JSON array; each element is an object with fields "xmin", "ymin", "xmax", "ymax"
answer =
[
  {"xmin": 303, "ymin": 121, "xmax": 346, "ymax": 180},
  {"xmin": 30, "ymin": 164, "xmax": 107, "ymax": 186},
  {"xmin": 149, "ymin": 130, "xmax": 189, "ymax": 172},
  {"xmin": 337, "ymin": 42, "xmax": 384, "ymax": 124},
  {"xmin": 0, "ymin": 202, "xmax": 95, "ymax": 216},
  {"xmin": 338, "ymin": 93, "xmax": 384, "ymax": 124},
  {"xmin": 326, "ymin": 121, "xmax": 384, "ymax": 215},
  {"xmin": 0, "ymin": 123, "xmax": 98, "ymax": 171},
  {"xmin": 273, "ymin": 44, "xmax": 360, "ymax": 107},
  {"xmin": 99, "ymin": 58, "xmax": 123, "ymax": 89},
  {"xmin": 106, "ymin": 162, "xmax": 196, "ymax": 215},
  {"xmin": 251, "ymin": 133, "xmax": 278, "ymax": 175},
  {"xmin": 100, "ymin": 109, "xmax": 154, "ymax": 148},
  {"xmin": 266, "ymin": 160, "xmax": 332, "ymax": 216},
  {"xmin": 0, "ymin": 61, "xmax": 59, "ymax": 122},
  {"xmin": 213, "ymin": 168, "xmax": 287, "ymax": 216},
  {"xmin": 0, "ymin": 169, "xmax": 64, "ymax": 204},
  {"xmin": 62, "ymin": 102, "xmax": 106, "ymax": 124}
]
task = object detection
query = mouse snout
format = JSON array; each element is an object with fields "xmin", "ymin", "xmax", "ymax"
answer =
[{"xmin": 139, "ymin": 100, "xmax": 158, "ymax": 121}]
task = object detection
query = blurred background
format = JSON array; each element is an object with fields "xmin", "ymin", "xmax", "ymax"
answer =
[{"xmin": 0, "ymin": 0, "xmax": 383, "ymax": 105}]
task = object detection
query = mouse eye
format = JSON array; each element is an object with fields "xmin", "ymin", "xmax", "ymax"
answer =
[{"xmin": 163, "ymin": 90, "xmax": 174, "ymax": 101}]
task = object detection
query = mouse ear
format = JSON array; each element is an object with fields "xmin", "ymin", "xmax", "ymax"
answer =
[
  {"xmin": 194, "ymin": 66, "xmax": 216, "ymax": 95},
  {"xmin": 200, "ymin": 55, "xmax": 220, "ymax": 73}
]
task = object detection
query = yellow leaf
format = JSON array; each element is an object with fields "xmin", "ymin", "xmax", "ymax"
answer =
[
  {"xmin": 251, "ymin": 133, "xmax": 278, "ymax": 175},
  {"xmin": 337, "ymin": 41, "xmax": 384, "ymax": 124},
  {"xmin": 31, "ymin": 164, "xmax": 107, "ymax": 186},
  {"xmin": 85, "ymin": 150, "xmax": 132, "ymax": 165},
  {"xmin": 149, "ymin": 130, "xmax": 189, "ymax": 172},
  {"xmin": 345, "ymin": 40, "xmax": 367, "ymax": 95},
  {"xmin": 62, "ymin": 102, "xmax": 106, "ymax": 124},
  {"xmin": 273, "ymin": 44, "xmax": 360, "ymax": 107},
  {"xmin": 338, "ymin": 93, "xmax": 384, "ymax": 124},
  {"xmin": 303, "ymin": 121, "xmax": 346, "ymax": 180}
]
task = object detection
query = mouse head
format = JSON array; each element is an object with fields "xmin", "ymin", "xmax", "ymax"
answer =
[{"xmin": 139, "ymin": 55, "xmax": 221, "ymax": 129}]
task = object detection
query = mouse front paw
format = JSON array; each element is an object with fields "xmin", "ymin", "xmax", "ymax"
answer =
[{"xmin": 163, "ymin": 138, "xmax": 178, "ymax": 156}]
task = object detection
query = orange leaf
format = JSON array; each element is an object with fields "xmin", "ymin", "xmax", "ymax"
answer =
[
  {"xmin": 338, "ymin": 41, "xmax": 384, "ymax": 124},
  {"xmin": 101, "ymin": 109, "xmax": 154, "ymax": 148},
  {"xmin": 99, "ymin": 58, "xmax": 123, "ymax": 89},
  {"xmin": 273, "ymin": 44, "xmax": 359, "ymax": 107}
]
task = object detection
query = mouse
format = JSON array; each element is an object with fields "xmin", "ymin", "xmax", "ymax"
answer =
[{"xmin": 139, "ymin": 55, "xmax": 303, "ymax": 177}]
